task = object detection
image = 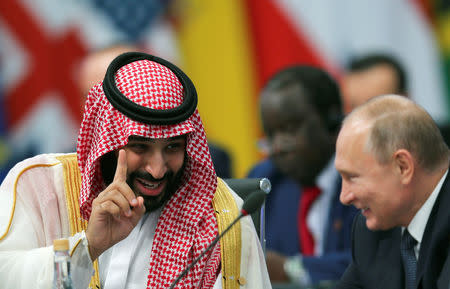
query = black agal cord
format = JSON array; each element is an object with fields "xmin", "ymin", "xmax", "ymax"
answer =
[{"xmin": 103, "ymin": 52, "xmax": 197, "ymax": 125}]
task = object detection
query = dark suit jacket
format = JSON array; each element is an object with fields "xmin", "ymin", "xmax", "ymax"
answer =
[
  {"xmin": 336, "ymin": 170, "xmax": 450, "ymax": 289},
  {"xmin": 208, "ymin": 142, "xmax": 232, "ymax": 178},
  {"xmin": 248, "ymin": 159, "xmax": 357, "ymax": 283}
]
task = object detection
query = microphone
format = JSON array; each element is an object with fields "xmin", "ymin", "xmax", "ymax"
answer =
[
  {"xmin": 240, "ymin": 189, "xmax": 267, "ymax": 216},
  {"xmin": 168, "ymin": 190, "xmax": 266, "ymax": 289},
  {"xmin": 223, "ymin": 178, "xmax": 272, "ymax": 195}
]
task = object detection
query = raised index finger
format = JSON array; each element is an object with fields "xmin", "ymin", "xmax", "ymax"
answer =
[{"xmin": 113, "ymin": 149, "xmax": 128, "ymax": 182}]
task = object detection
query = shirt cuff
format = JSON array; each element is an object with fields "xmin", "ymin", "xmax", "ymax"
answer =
[
  {"xmin": 283, "ymin": 254, "xmax": 311, "ymax": 286},
  {"xmin": 68, "ymin": 231, "xmax": 95, "ymax": 289}
]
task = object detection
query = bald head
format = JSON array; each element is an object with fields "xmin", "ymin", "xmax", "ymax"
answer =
[
  {"xmin": 78, "ymin": 44, "xmax": 141, "ymax": 97},
  {"xmin": 341, "ymin": 94, "xmax": 449, "ymax": 172}
]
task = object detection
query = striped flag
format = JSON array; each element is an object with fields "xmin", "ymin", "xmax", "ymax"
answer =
[
  {"xmin": 174, "ymin": 0, "xmax": 449, "ymax": 177},
  {"xmin": 1, "ymin": 0, "xmax": 448, "ymax": 180},
  {"xmin": 245, "ymin": 0, "xmax": 448, "ymax": 122},
  {"xmin": 0, "ymin": 81, "xmax": 9, "ymax": 181},
  {"xmin": 434, "ymin": 0, "xmax": 450, "ymax": 101},
  {"xmin": 172, "ymin": 0, "xmax": 261, "ymax": 178},
  {"xmin": 0, "ymin": 0, "xmax": 173, "ymax": 181}
]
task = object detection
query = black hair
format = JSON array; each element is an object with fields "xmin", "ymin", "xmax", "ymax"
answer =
[
  {"xmin": 347, "ymin": 53, "xmax": 407, "ymax": 94},
  {"xmin": 262, "ymin": 65, "xmax": 343, "ymax": 133},
  {"xmin": 100, "ymin": 150, "xmax": 117, "ymax": 186}
]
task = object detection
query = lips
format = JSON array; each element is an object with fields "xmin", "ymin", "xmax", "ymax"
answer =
[
  {"xmin": 138, "ymin": 178, "xmax": 161, "ymax": 188},
  {"xmin": 135, "ymin": 178, "xmax": 166, "ymax": 197},
  {"xmin": 361, "ymin": 207, "xmax": 370, "ymax": 217}
]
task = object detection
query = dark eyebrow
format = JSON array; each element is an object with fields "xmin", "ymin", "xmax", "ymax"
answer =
[{"xmin": 128, "ymin": 135, "xmax": 186, "ymax": 142}]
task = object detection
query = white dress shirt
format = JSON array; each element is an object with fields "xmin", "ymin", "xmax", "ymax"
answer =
[{"xmin": 404, "ymin": 169, "xmax": 448, "ymax": 259}]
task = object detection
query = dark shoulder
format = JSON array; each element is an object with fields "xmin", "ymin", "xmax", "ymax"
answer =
[
  {"xmin": 352, "ymin": 214, "xmax": 401, "ymax": 265},
  {"xmin": 247, "ymin": 158, "xmax": 278, "ymax": 178}
]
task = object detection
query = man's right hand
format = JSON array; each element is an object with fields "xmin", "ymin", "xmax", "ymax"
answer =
[
  {"xmin": 85, "ymin": 149, "xmax": 146, "ymax": 261},
  {"xmin": 265, "ymin": 250, "xmax": 290, "ymax": 282}
]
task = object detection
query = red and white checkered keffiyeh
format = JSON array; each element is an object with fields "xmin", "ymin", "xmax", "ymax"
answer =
[{"xmin": 76, "ymin": 58, "xmax": 220, "ymax": 288}]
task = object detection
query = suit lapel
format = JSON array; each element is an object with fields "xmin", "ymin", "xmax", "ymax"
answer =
[
  {"xmin": 377, "ymin": 228, "xmax": 404, "ymax": 289},
  {"xmin": 436, "ymin": 251, "xmax": 450, "ymax": 289},
  {"xmin": 416, "ymin": 169, "xmax": 450, "ymax": 288}
]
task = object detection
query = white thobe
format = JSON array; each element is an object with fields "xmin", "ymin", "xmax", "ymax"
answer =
[{"xmin": 0, "ymin": 153, "xmax": 271, "ymax": 289}]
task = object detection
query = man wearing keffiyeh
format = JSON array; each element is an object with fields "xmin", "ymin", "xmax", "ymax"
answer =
[{"xmin": 0, "ymin": 52, "xmax": 271, "ymax": 289}]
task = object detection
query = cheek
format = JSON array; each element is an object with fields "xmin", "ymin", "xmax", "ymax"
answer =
[
  {"xmin": 167, "ymin": 152, "xmax": 186, "ymax": 172},
  {"xmin": 271, "ymin": 132, "xmax": 299, "ymax": 149},
  {"xmin": 349, "ymin": 179, "xmax": 374, "ymax": 201},
  {"xmin": 365, "ymin": 180, "xmax": 400, "ymax": 214},
  {"xmin": 374, "ymin": 174, "xmax": 400, "ymax": 197},
  {"xmin": 125, "ymin": 151, "xmax": 143, "ymax": 172}
]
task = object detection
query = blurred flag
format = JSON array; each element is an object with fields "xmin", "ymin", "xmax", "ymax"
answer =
[
  {"xmin": 0, "ymin": 80, "xmax": 9, "ymax": 181},
  {"xmin": 173, "ymin": 0, "xmax": 449, "ymax": 177},
  {"xmin": 245, "ymin": 0, "xmax": 448, "ymax": 123},
  {"xmin": 0, "ymin": 0, "xmax": 448, "ymax": 181},
  {"xmin": 0, "ymin": 0, "xmax": 172, "ymax": 181},
  {"xmin": 434, "ymin": 0, "xmax": 450, "ymax": 103},
  {"xmin": 172, "ymin": 0, "xmax": 261, "ymax": 177}
]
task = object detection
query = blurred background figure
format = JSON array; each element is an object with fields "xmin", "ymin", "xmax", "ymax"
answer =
[
  {"xmin": 340, "ymin": 52, "xmax": 450, "ymax": 172},
  {"xmin": 341, "ymin": 53, "xmax": 408, "ymax": 114},
  {"xmin": 207, "ymin": 142, "xmax": 233, "ymax": 178},
  {"xmin": 248, "ymin": 65, "xmax": 357, "ymax": 287},
  {"xmin": 77, "ymin": 44, "xmax": 141, "ymax": 99},
  {"xmin": 1, "ymin": 0, "xmax": 449, "ymax": 185}
]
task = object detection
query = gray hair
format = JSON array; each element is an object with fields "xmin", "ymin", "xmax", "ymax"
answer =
[{"xmin": 344, "ymin": 95, "xmax": 449, "ymax": 172}]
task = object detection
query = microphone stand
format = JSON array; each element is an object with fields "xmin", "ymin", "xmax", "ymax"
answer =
[
  {"xmin": 168, "ymin": 213, "xmax": 244, "ymax": 289},
  {"xmin": 168, "ymin": 189, "xmax": 266, "ymax": 289}
]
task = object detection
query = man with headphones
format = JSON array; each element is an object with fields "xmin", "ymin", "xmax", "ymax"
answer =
[{"xmin": 248, "ymin": 66, "xmax": 357, "ymax": 287}]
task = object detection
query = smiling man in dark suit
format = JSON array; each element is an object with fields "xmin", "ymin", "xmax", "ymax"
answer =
[{"xmin": 334, "ymin": 94, "xmax": 450, "ymax": 289}]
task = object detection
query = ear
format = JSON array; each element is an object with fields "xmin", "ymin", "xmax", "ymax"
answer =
[{"xmin": 393, "ymin": 149, "xmax": 414, "ymax": 184}]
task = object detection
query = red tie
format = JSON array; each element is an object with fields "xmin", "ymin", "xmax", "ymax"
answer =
[{"xmin": 298, "ymin": 186, "xmax": 321, "ymax": 256}]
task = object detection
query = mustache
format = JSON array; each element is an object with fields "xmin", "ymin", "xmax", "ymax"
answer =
[
  {"xmin": 128, "ymin": 168, "xmax": 183, "ymax": 213},
  {"xmin": 269, "ymin": 144, "xmax": 297, "ymax": 157},
  {"xmin": 128, "ymin": 170, "xmax": 173, "ymax": 183}
]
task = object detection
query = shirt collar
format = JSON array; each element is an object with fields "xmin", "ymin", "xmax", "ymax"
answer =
[
  {"xmin": 407, "ymin": 169, "xmax": 448, "ymax": 244},
  {"xmin": 317, "ymin": 154, "xmax": 338, "ymax": 193}
]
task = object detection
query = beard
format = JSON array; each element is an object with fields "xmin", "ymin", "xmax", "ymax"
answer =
[
  {"xmin": 126, "ymin": 167, "xmax": 185, "ymax": 212},
  {"xmin": 100, "ymin": 151, "xmax": 186, "ymax": 212}
]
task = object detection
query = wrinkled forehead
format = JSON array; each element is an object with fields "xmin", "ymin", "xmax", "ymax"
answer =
[{"xmin": 114, "ymin": 59, "xmax": 184, "ymax": 109}]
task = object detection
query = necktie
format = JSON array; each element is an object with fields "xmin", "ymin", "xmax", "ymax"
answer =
[
  {"xmin": 298, "ymin": 186, "xmax": 321, "ymax": 256},
  {"xmin": 401, "ymin": 229, "xmax": 418, "ymax": 289}
]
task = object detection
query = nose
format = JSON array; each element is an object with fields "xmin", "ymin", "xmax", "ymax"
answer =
[
  {"xmin": 144, "ymin": 152, "xmax": 168, "ymax": 180},
  {"xmin": 339, "ymin": 181, "xmax": 356, "ymax": 205},
  {"xmin": 269, "ymin": 138, "xmax": 281, "ymax": 155},
  {"xmin": 269, "ymin": 132, "xmax": 295, "ymax": 155}
]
